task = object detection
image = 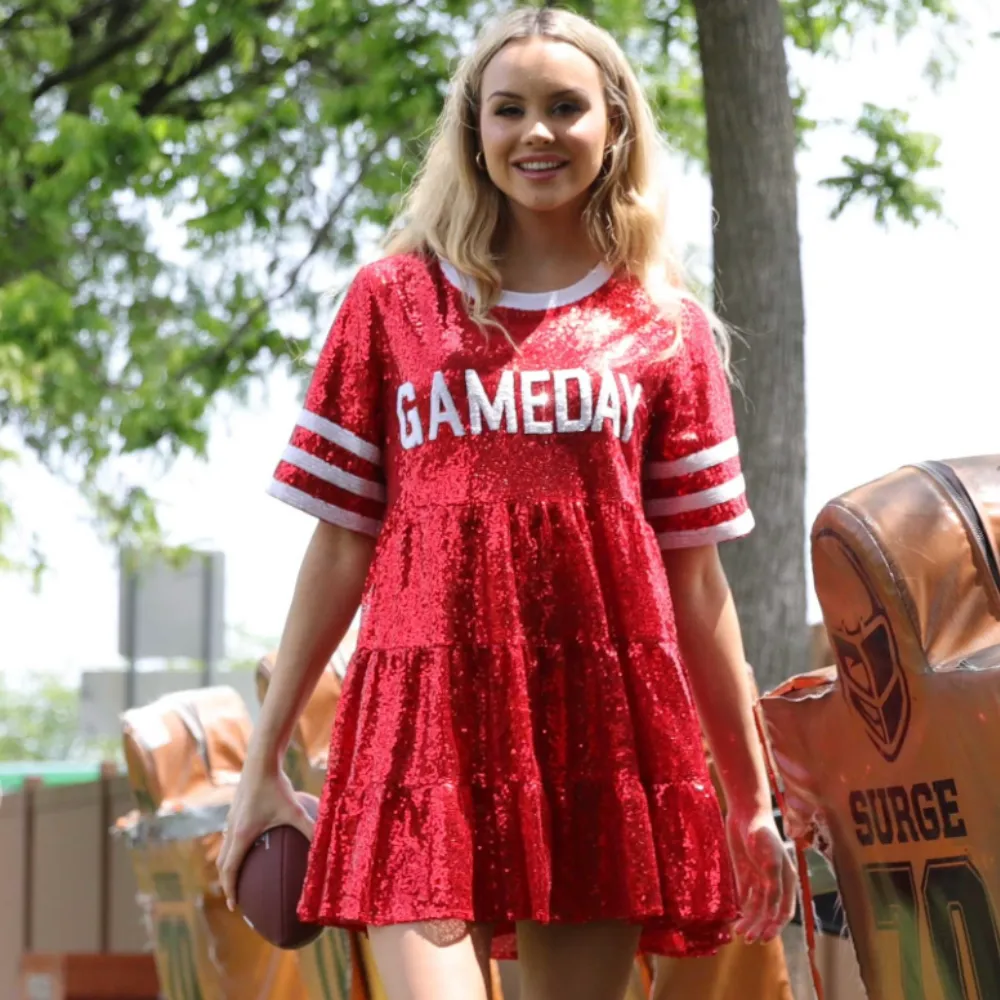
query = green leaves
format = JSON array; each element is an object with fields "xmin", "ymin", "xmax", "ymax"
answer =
[
  {"xmin": 1, "ymin": 0, "xmax": 464, "ymax": 554},
  {"xmin": 0, "ymin": 0, "xmax": 968, "ymax": 565},
  {"xmin": 822, "ymin": 104, "xmax": 944, "ymax": 225},
  {"xmin": 0, "ymin": 671, "xmax": 110, "ymax": 761},
  {"xmin": 784, "ymin": 0, "xmax": 960, "ymax": 50}
]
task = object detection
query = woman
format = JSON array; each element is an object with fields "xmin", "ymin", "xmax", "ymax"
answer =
[{"xmin": 218, "ymin": 8, "xmax": 797, "ymax": 1000}]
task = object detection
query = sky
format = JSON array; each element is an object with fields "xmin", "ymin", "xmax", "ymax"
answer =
[{"xmin": 2, "ymin": 8, "xmax": 999, "ymax": 685}]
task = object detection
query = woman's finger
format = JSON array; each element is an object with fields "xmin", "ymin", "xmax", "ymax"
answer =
[
  {"xmin": 216, "ymin": 821, "xmax": 234, "ymax": 901},
  {"xmin": 757, "ymin": 836, "xmax": 786, "ymax": 934},
  {"xmin": 290, "ymin": 798, "xmax": 317, "ymax": 844},
  {"xmin": 219, "ymin": 833, "xmax": 246, "ymax": 911},
  {"xmin": 756, "ymin": 846, "xmax": 798, "ymax": 942},
  {"xmin": 733, "ymin": 879, "xmax": 761, "ymax": 939},
  {"xmin": 763, "ymin": 852, "xmax": 799, "ymax": 941}
]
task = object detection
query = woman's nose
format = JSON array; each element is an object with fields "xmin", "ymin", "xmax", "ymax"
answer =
[{"xmin": 523, "ymin": 118, "xmax": 555, "ymax": 143}]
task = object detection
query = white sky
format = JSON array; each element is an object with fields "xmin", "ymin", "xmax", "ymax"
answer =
[{"xmin": 2, "ymin": 10, "xmax": 998, "ymax": 684}]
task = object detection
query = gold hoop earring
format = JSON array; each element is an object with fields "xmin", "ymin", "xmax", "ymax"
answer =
[{"xmin": 476, "ymin": 151, "xmax": 485, "ymax": 171}]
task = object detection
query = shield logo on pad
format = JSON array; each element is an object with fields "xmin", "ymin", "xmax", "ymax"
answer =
[
  {"xmin": 813, "ymin": 526, "xmax": 913, "ymax": 764},
  {"xmin": 832, "ymin": 611, "xmax": 911, "ymax": 762}
]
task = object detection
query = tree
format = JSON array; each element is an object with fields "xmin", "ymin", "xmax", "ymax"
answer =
[
  {"xmin": 0, "ymin": 0, "xmax": 964, "ymax": 620},
  {"xmin": 692, "ymin": 0, "xmax": 807, "ymax": 688},
  {"xmin": 0, "ymin": 671, "xmax": 115, "ymax": 760},
  {"xmin": 0, "ymin": 0, "xmax": 474, "ymax": 567},
  {"xmin": 688, "ymin": 0, "xmax": 963, "ymax": 685}
]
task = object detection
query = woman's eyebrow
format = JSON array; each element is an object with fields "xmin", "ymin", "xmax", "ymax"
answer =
[{"xmin": 486, "ymin": 87, "xmax": 586, "ymax": 101}]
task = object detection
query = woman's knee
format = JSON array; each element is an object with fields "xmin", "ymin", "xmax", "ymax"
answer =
[{"xmin": 367, "ymin": 920, "xmax": 495, "ymax": 1000}]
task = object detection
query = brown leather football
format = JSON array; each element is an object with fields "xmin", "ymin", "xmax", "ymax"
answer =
[{"xmin": 235, "ymin": 792, "xmax": 322, "ymax": 949}]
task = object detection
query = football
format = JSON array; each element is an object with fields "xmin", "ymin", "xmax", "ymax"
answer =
[{"xmin": 235, "ymin": 792, "xmax": 323, "ymax": 949}]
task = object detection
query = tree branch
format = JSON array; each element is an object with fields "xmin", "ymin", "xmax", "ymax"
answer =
[
  {"xmin": 31, "ymin": 16, "xmax": 160, "ymax": 100},
  {"xmin": 104, "ymin": 0, "xmax": 139, "ymax": 39},
  {"xmin": 174, "ymin": 140, "xmax": 386, "ymax": 383},
  {"xmin": 136, "ymin": 0, "xmax": 287, "ymax": 117},
  {"xmin": 0, "ymin": 3, "xmax": 36, "ymax": 32},
  {"xmin": 136, "ymin": 35, "xmax": 235, "ymax": 117},
  {"xmin": 66, "ymin": 0, "xmax": 118, "ymax": 33}
]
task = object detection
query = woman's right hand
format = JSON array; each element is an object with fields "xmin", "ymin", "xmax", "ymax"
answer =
[{"xmin": 216, "ymin": 757, "xmax": 317, "ymax": 911}]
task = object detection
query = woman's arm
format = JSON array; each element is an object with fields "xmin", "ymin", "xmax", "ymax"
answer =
[
  {"xmin": 218, "ymin": 519, "xmax": 375, "ymax": 907},
  {"xmin": 663, "ymin": 541, "xmax": 796, "ymax": 942},
  {"xmin": 663, "ymin": 543, "xmax": 771, "ymax": 818},
  {"xmin": 248, "ymin": 519, "xmax": 376, "ymax": 775}
]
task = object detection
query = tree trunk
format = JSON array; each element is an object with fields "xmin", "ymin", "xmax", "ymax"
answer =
[{"xmin": 692, "ymin": 0, "xmax": 808, "ymax": 690}]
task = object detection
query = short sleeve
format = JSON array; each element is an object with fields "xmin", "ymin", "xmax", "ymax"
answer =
[
  {"xmin": 267, "ymin": 267, "xmax": 386, "ymax": 537},
  {"xmin": 643, "ymin": 302, "xmax": 754, "ymax": 550}
]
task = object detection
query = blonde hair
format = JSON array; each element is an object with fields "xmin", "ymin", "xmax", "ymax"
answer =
[{"xmin": 384, "ymin": 6, "xmax": 730, "ymax": 370}]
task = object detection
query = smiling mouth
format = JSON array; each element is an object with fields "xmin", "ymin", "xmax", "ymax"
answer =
[{"xmin": 512, "ymin": 160, "xmax": 569, "ymax": 178}]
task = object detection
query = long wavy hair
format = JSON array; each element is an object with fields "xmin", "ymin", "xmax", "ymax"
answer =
[{"xmin": 384, "ymin": 6, "xmax": 730, "ymax": 369}]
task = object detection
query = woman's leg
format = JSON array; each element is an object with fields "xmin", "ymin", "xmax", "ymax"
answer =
[
  {"xmin": 367, "ymin": 919, "xmax": 495, "ymax": 1000},
  {"xmin": 516, "ymin": 920, "xmax": 643, "ymax": 1000}
]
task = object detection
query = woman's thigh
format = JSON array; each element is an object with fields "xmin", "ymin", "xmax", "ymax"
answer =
[
  {"xmin": 367, "ymin": 919, "xmax": 495, "ymax": 1000},
  {"xmin": 516, "ymin": 920, "xmax": 642, "ymax": 1000}
]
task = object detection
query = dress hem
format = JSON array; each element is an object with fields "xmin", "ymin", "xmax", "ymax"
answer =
[{"xmin": 300, "ymin": 905, "xmax": 738, "ymax": 961}]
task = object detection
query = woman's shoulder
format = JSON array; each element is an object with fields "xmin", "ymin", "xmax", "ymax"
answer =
[
  {"xmin": 612, "ymin": 272, "xmax": 707, "ymax": 325},
  {"xmin": 355, "ymin": 250, "xmax": 441, "ymax": 293}
]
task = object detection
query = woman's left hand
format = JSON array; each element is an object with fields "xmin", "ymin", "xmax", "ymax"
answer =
[{"xmin": 726, "ymin": 807, "xmax": 798, "ymax": 944}]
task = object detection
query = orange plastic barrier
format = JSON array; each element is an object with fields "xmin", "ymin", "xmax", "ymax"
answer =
[{"xmin": 18, "ymin": 953, "xmax": 160, "ymax": 1000}]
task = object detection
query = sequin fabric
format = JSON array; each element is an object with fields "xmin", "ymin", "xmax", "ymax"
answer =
[{"xmin": 268, "ymin": 252, "xmax": 754, "ymax": 958}]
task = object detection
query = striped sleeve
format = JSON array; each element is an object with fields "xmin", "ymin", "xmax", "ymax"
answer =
[
  {"xmin": 267, "ymin": 267, "xmax": 386, "ymax": 537},
  {"xmin": 643, "ymin": 302, "xmax": 754, "ymax": 550}
]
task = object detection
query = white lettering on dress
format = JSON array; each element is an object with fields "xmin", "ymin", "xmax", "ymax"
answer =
[
  {"xmin": 619, "ymin": 373, "xmax": 642, "ymax": 444},
  {"xmin": 429, "ymin": 371, "xmax": 465, "ymax": 440},
  {"xmin": 397, "ymin": 382, "xmax": 423, "ymax": 449},
  {"xmin": 554, "ymin": 369, "xmax": 593, "ymax": 433},
  {"xmin": 395, "ymin": 368, "xmax": 642, "ymax": 450},
  {"xmin": 590, "ymin": 368, "xmax": 621, "ymax": 438},
  {"xmin": 521, "ymin": 371, "xmax": 553, "ymax": 435},
  {"xmin": 467, "ymin": 369, "xmax": 517, "ymax": 434}
]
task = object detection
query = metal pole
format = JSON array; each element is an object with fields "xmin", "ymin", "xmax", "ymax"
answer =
[
  {"xmin": 125, "ymin": 565, "xmax": 138, "ymax": 710},
  {"xmin": 201, "ymin": 552, "xmax": 214, "ymax": 688}
]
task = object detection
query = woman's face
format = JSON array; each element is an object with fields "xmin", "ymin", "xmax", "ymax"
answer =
[{"xmin": 478, "ymin": 37, "xmax": 610, "ymax": 222}]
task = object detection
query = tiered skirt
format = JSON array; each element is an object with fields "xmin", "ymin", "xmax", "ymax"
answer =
[{"xmin": 297, "ymin": 499, "xmax": 740, "ymax": 958}]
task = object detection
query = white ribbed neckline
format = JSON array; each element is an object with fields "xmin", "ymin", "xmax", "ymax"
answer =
[{"xmin": 438, "ymin": 258, "xmax": 613, "ymax": 311}]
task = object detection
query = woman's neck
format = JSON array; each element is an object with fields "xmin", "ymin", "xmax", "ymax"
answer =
[{"xmin": 497, "ymin": 203, "xmax": 604, "ymax": 293}]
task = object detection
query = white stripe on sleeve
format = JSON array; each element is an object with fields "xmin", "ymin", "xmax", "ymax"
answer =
[
  {"xmin": 644, "ymin": 474, "xmax": 745, "ymax": 517},
  {"xmin": 645, "ymin": 436, "xmax": 739, "ymax": 480},
  {"xmin": 267, "ymin": 480, "xmax": 383, "ymax": 537},
  {"xmin": 298, "ymin": 408, "xmax": 382, "ymax": 466},
  {"xmin": 282, "ymin": 445, "xmax": 385, "ymax": 502},
  {"xmin": 656, "ymin": 509, "xmax": 755, "ymax": 550}
]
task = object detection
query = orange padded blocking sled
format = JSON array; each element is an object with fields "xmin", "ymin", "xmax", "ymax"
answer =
[
  {"xmin": 255, "ymin": 652, "xmax": 345, "ymax": 797},
  {"xmin": 118, "ymin": 687, "xmax": 308, "ymax": 1000},
  {"xmin": 760, "ymin": 455, "xmax": 1000, "ymax": 1000},
  {"xmin": 121, "ymin": 685, "xmax": 251, "ymax": 814}
]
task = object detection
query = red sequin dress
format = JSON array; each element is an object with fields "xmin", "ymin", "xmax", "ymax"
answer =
[{"xmin": 268, "ymin": 251, "xmax": 754, "ymax": 958}]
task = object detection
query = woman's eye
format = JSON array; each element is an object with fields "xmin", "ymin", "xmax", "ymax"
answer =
[
  {"xmin": 496, "ymin": 105, "xmax": 522, "ymax": 117},
  {"xmin": 553, "ymin": 102, "xmax": 582, "ymax": 116}
]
